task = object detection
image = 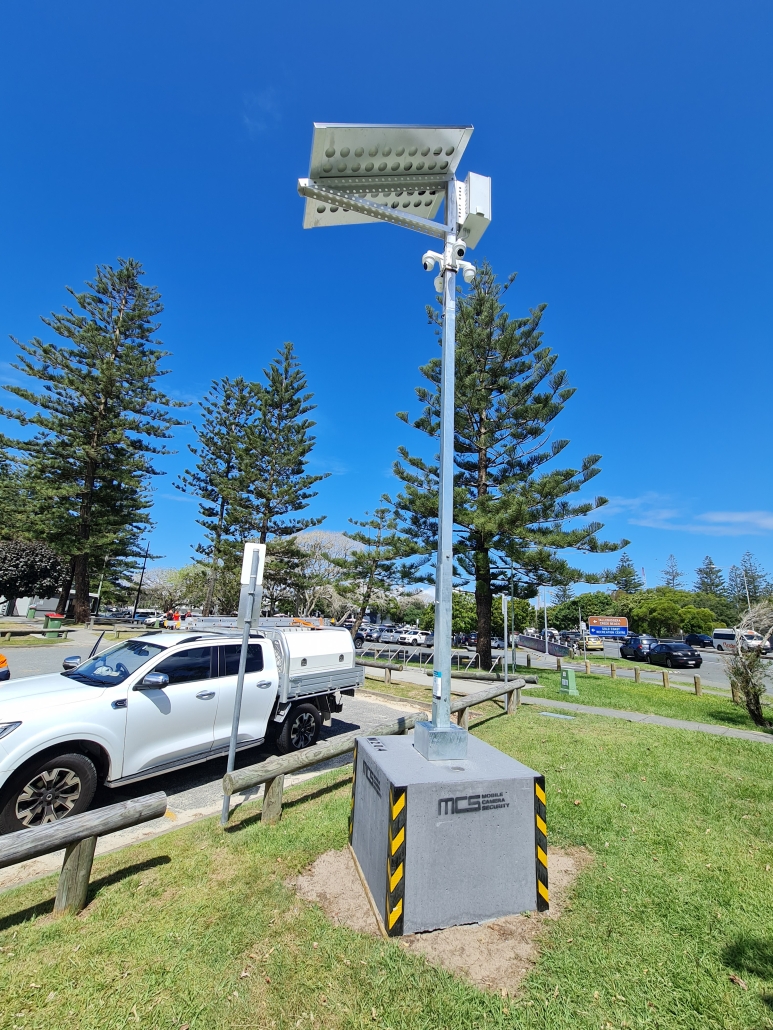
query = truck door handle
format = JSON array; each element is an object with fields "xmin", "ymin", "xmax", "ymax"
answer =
[
  {"xmin": 255, "ymin": 680, "xmax": 272, "ymax": 688},
  {"xmin": 196, "ymin": 690, "xmax": 216, "ymax": 700}
]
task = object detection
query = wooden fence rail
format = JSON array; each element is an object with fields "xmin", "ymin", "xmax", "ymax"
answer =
[
  {"xmin": 222, "ymin": 679, "xmax": 526, "ymax": 824},
  {"xmin": 0, "ymin": 792, "xmax": 168, "ymax": 916}
]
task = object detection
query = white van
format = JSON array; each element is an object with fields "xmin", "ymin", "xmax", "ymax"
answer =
[
  {"xmin": 712, "ymin": 628, "xmax": 769, "ymax": 653},
  {"xmin": 712, "ymin": 629, "xmax": 736, "ymax": 652}
]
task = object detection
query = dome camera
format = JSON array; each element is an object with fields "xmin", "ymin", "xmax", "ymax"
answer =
[
  {"xmin": 453, "ymin": 239, "xmax": 467, "ymax": 260},
  {"xmin": 422, "ymin": 250, "xmax": 442, "ymax": 272}
]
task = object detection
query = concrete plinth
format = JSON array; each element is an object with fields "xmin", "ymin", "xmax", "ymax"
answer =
[{"xmin": 349, "ymin": 733, "xmax": 548, "ymax": 936}]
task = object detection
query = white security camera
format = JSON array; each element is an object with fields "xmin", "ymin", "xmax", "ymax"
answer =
[
  {"xmin": 458, "ymin": 260, "xmax": 476, "ymax": 284},
  {"xmin": 434, "ymin": 274, "xmax": 444, "ymax": 292},
  {"xmin": 453, "ymin": 239, "xmax": 467, "ymax": 260},
  {"xmin": 422, "ymin": 250, "xmax": 442, "ymax": 272}
]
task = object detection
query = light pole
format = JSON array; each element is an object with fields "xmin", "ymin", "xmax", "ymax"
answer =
[{"xmin": 298, "ymin": 125, "xmax": 491, "ymax": 760}]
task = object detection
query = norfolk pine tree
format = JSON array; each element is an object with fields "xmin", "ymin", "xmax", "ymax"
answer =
[
  {"xmin": 609, "ymin": 552, "xmax": 643, "ymax": 593},
  {"xmin": 694, "ymin": 555, "xmax": 725, "ymax": 596},
  {"xmin": 394, "ymin": 263, "xmax": 624, "ymax": 667},
  {"xmin": 1, "ymin": 259, "xmax": 186, "ymax": 621},
  {"xmin": 329, "ymin": 503, "xmax": 415, "ymax": 636},
  {"xmin": 660, "ymin": 554, "xmax": 684, "ymax": 590},
  {"xmin": 237, "ymin": 342, "xmax": 329, "ymax": 544},
  {"xmin": 177, "ymin": 377, "xmax": 260, "ymax": 615}
]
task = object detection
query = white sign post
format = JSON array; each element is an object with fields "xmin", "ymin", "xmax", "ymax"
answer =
[
  {"xmin": 502, "ymin": 594, "xmax": 509, "ymax": 691},
  {"xmin": 221, "ymin": 541, "xmax": 266, "ymax": 825}
]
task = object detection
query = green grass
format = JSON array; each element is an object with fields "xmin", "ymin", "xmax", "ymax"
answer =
[
  {"xmin": 0, "ymin": 710, "xmax": 772, "ymax": 1028},
  {"xmin": 0, "ymin": 637, "xmax": 67, "ymax": 648},
  {"xmin": 524, "ymin": 667, "xmax": 772, "ymax": 733}
]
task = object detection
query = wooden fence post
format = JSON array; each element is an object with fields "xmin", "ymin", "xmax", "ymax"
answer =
[
  {"xmin": 505, "ymin": 689, "xmax": 516, "ymax": 714},
  {"xmin": 457, "ymin": 706, "xmax": 470, "ymax": 729},
  {"xmin": 385, "ymin": 667, "xmax": 391, "ymax": 686},
  {"xmin": 53, "ymin": 836, "xmax": 97, "ymax": 916},
  {"xmin": 261, "ymin": 775, "xmax": 285, "ymax": 825},
  {"xmin": 662, "ymin": 670, "xmax": 670, "ymax": 689},
  {"xmin": 584, "ymin": 660, "xmax": 590, "ymax": 675},
  {"xmin": 556, "ymin": 657, "xmax": 562, "ymax": 672},
  {"xmin": 634, "ymin": 667, "xmax": 641, "ymax": 684},
  {"xmin": 694, "ymin": 675, "xmax": 702, "ymax": 696},
  {"xmin": 610, "ymin": 663, "xmax": 617, "ymax": 679},
  {"xmin": 526, "ymin": 653, "xmax": 531, "ymax": 668}
]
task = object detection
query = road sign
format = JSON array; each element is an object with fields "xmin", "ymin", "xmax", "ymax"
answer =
[{"xmin": 588, "ymin": 616, "xmax": 628, "ymax": 637}]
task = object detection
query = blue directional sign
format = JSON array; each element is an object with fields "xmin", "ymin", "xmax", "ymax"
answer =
[{"xmin": 588, "ymin": 617, "xmax": 628, "ymax": 637}]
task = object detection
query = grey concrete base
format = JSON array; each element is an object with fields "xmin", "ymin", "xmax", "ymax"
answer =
[
  {"xmin": 413, "ymin": 719, "xmax": 468, "ymax": 760},
  {"xmin": 350, "ymin": 732, "xmax": 544, "ymax": 935}
]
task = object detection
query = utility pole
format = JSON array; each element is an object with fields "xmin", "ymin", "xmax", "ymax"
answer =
[{"xmin": 132, "ymin": 543, "xmax": 150, "ymax": 620}]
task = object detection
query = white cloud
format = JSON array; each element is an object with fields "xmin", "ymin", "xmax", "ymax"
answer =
[
  {"xmin": 243, "ymin": 88, "xmax": 281, "ymax": 138},
  {"xmin": 602, "ymin": 495, "xmax": 773, "ymax": 536}
]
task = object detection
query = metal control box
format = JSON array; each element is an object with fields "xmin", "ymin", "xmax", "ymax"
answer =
[{"xmin": 349, "ymin": 733, "xmax": 548, "ymax": 935}]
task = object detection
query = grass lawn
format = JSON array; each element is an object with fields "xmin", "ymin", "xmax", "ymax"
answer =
[
  {"xmin": 0, "ymin": 638, "xmax": 67, "ymax": 648},
  {"xmin": 0, "ymin": 709, "xmax": 772, "ymax": 1028},
  {"xmin": 523, "ymin": 667, "xmax": 772, "ymax": 734}
]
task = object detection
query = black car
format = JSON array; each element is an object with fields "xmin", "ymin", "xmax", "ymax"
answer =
[
  {"xmin": 684, "ymin": 633, "xmax": 713, "ymax": 648},
  {"xmin": 647, "ymin": 642, "xmax": 702, "ymax": 669},
  {"xmin": 619, "ymin": 635, "xmax": 658, "ymax": 661}
]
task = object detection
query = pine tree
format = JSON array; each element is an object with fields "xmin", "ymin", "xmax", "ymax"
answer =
[
  {"xmin": 693, "ymin": 556, "xmax": 725, "ymax": 596},
  {"xmin": 0, "ymin": 259, "xmax": 187, "ymax": 620},
  {"xmin": 237, "ymin": 342, "xmax": 329, "ymax": 544},
  {"xmin": 611, "ymin": 552, "xmax": 643, "ymax": 593},
  {"xmin": 177, "ymin": 377, "xmax": 260, "ymax": 615},
  {"xmin": 394, "ymin": 263, "xmax": 624, "ymax": 667},
  {"xmin": 553, "ymin": 583, "xmax": 575, "ymax": 604},
  {"xmin": 328, "ymin": 503, "xmax": 415, "ymax": 636},
  {"xmin": 660, "ymin": 554, "xmax": 684, "ymax": 590},
  {"xmin": 727, "ymin": 552, "xmax": 772, "ymax": 614}
]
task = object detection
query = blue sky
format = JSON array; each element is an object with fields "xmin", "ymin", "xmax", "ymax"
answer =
[{"xmin": 1, "ymin": 0, "xmax": 771, "ymax": 595}]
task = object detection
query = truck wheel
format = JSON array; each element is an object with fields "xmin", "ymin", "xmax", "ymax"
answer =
[
  {"xmin": 276, "ymin": 704, "xmax": 321, "ymax": 754},
  {"xmin": 0, "ymin": 752, "xmax": 97, "ymax": 834}
]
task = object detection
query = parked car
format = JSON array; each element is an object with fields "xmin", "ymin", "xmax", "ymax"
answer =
[
  {"xmin": 490, "ymin": 637, "xmax": 505, "ymax": 650},
  {"xmin": 364, "ymin": 626, "xmax": 383, "ymax": 642},
  {"xmin": 398, "ymin": 629, "xmax": 422, "ymax": 645},
  {"xmin": 684, "ymin": 633, "xmax": 713, "ymax": 648},
  {"xmin": 0, "ymin": 628, "xmax": 363, "ymax": 832},
  {"xmin": 579, "ymin": 634, "xmax": 604, "ymax": 652},
  {"xmin": 647, "ymin": 642, "xmax": 702, "ymax": 669},
  {"xmin": 379, "ymin": 629, "xmax": 401, "ymax": 644},
  {"xmin": 712, "ymin": 628, "xmax": 769, "ymax": 653},
  {"xmin": 464, "ymin": 632, "xmax": 479, "ymax": 651},
  {"xmin": 419, "ymin": 631, "xmax": 434, "ymax": 647},
  {"xmin": 619, "ymin": 635, "xmax": 658, "ymax": 661}
]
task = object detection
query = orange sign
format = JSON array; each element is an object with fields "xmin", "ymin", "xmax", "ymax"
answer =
[{"xmin": 588, "ymin": 616, "xmax": 628, "ymax": 627}]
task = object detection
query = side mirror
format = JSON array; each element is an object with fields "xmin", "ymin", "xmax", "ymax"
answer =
[
  {"xmin": 136, "ymin": 671, "xmax": 169, "ymax": 690},
  {"xmin": 62, "ymin": 656, "xmax": 82, "ymax": 671}
]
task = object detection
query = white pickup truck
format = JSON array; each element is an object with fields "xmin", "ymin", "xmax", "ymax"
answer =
[{"xmin": 0, "ymin": 627, "xmax": 363, "ymax": 833}]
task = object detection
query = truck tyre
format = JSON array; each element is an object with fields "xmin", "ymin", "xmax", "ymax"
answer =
[
  {"xmin": 0, "ymin": 751, "xmax": 98, "ymax": 834},
  {"xmin": 276, "ymin": 703, "xmax": 321, "ymax": 754}
]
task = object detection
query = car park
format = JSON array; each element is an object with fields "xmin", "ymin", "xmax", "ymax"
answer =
[
  {"xmin": 364, "ymin": 626, "xmax": 383, "ymax": 642},
  {"xmin": 379, "ymin": 628, "xmax": 401, "ymax": 644},
  {"xmin": 684, "ymin": 633, "xmax": 713, "ymax": 648},
  {"xmin": 619, "ymin": 634, "xmax": 658, "ymax": 661},
  {"xmin": 647, "ymin": 642, "xmax": 702, "ymax": 669},
  {"xmin": 0, "ymin": 627, "xmax": 363, "ymax": 832},
  {"xmin": 398, "ymin": 628, "xmax": 422, "ymax": 645}
]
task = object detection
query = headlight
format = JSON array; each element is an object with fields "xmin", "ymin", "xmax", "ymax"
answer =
[{"xmin": 0, "ymin": 722, "xmax": 21, "ymax": 740}]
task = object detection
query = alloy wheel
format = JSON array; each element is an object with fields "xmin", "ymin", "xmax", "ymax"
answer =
[
  {"xmin": 15, "ymin": 767, "xmax": 82, "ymax": 827},
  {"xmin": 290, "ymin": 712, "xmax": 317, "ymax": 749}
]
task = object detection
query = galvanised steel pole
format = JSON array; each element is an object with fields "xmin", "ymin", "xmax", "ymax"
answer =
[{"xmin": 431, "ymin": 179, "xmax": 458, "ymax": 730}]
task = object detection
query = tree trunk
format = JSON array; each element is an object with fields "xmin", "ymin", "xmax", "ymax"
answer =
[
  {"xmin": 73, "ymin": 553, "xmax": 91, "ymax": 623},
  {"xmin": 475, "ymin": 541, "xmax": 492, "ymax": 669},
  {"xmin": 56, "ymin": 558, "xmax": 75, "ymax": 616}
]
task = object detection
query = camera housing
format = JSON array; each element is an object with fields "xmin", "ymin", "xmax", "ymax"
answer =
[
  {"xmin": 422, "ymin": 250, "xmax": 442, "ymax": 272},
  {"xmin": 453, "ymin": 239, "xmax": 467, "ymax": 260}
]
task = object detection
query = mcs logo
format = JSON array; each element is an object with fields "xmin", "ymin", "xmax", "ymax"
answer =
[
  {"xmin": 438, "ymin": 795, "xmax": 481, "ymax": 816},
  {"xmin": 363, "ymin": 759, "xmax": 382, "ymax": 798}
]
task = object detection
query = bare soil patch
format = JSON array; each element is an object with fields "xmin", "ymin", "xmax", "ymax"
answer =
[{"xmin": 294, "ymin": 845, "xmax": 592, "ymax": 996}]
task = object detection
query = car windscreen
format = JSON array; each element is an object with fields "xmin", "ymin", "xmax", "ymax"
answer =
[{"xmin": 63, "ymin": 640, "xmax": 165, "ymax": 686}]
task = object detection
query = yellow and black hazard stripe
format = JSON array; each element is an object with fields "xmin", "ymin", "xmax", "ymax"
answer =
[
  {"xmin": 385, "ymin": 785, "xmax": 406, "ymax": 936},
  {"xmin": 348, "ymin": 741, "xmax": 358, "ymax": 844},
  {"xmin": 534, "ymin": 774, "xmax": 549, "ymax": 912}
]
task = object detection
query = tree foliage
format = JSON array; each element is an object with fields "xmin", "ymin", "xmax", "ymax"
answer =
[
  {"xmin": 660, "ymin": 554, "xmax": 684, "ymax": 590},
  {"xmin": 0, "ymin": 540, "xmax": 64, "ymax": 602},
  {"xmin": 394, "ymin": 264, "xmax": 624, "ymax": 666},
  {"xmin": 1, "ymin": 259, "xmax": 186, "ymax": 620},
  {"xmin": 693, "ymin": 556, "xmax": 725, "ymax": 597},
  {"xmin": 177, "ymin": 377, "xmax": 260, "ymax": 615},
  {"xmin": 720, "ymin": 602, "xmax": 773, "ymax": 726},
  {"xmin": 608, "ymin": 552, "xmax": 643, "ymax": 593}
]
